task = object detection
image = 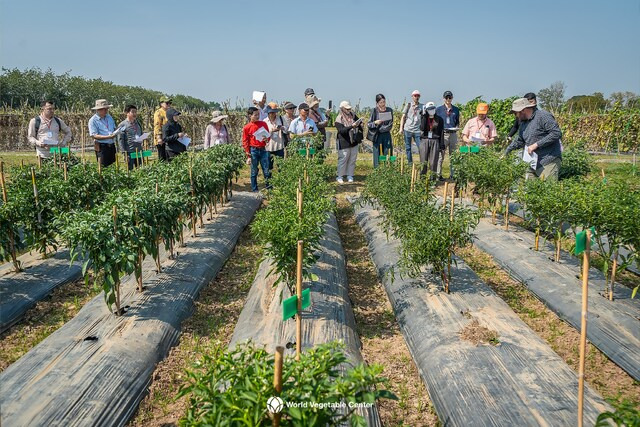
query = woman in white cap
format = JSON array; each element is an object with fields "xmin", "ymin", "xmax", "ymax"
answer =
[
  {"xmin": 419, "ymin": 102, "xmax": 444, "ymax": 177},
  {"xmin": 335, "ymin": 101, "xmax": 363, "ymax": 183},
  {"xmin": 204, "ymin": 111, "xmax": 231, "ymax": 149}
]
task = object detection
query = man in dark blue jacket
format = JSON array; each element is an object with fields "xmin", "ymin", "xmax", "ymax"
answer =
[{"xmin": 435, "ymin": 90, "xmax": 460, "ymax": 180}]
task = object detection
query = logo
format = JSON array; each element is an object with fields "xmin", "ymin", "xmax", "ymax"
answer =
[{"xmin": 267, "ymin": 396, "xmax": 284, "ymax": 414}]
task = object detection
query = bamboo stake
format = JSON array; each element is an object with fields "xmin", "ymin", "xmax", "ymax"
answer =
[
  {"xmin": 295, "ymin": 240, "xmax": 303, "ymax": 361},
  {"xmin": 189, "ymin": 161, "xmax": 196, "ymax": 237},
  {"xmin": 410, "ymin": 163, "xmax": 416, "ymax": 192},
  {"xmin": 63, "ymin": 162, "xmax": 68, "ymax": 181},
  {"xmin": 534, "ymin": 219, "xmax": 541, "ymax": 251},
  {"xmin": 113, "ymin": 205, "xmax": 122, "ymax": 315},
  {"xmin": 442, "ymin": 181, "xmax": 449, "ymax": 208},
  {"xmin": 447, "ymin": 187, "xmax": 455, "ymax": 292},
  {"xmin": 81, "ymin": 126, "xmax": 86, "ymax": 160},
  {"xmin": 273, "ymin": 345, "xmax": 284, "ymax": 427},
  {"xmin": 400, "ymin": 151, "xmax": 404, "ymax": 174},
  {"xmin": 0, "ymin": 162, "xmax": 7, "ymax": 203},
  {"xmin": 297, "ymin": 179, "xmax": 303, "ymax": 218},
  {"xmin": 504, "ymin": 194, "xmax": 510, "ymax": 231},
  {"xmin": 577, "ymin": 229, "xmax": 591, "ymax": 427},
  {"xmin": 425, "ymin": 173, "xmax": 429, "ymax": 194},
  {"xmin": 37, "ymin": 155, "xmax": 42, "ymax": 169},
  {"xmin": 609, "ymin": 251, "xmax": 618, "ymax": 301}
]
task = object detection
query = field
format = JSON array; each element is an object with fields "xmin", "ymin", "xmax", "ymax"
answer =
[{"xmin": 1, "ymin": 137, "xmax": 639, "ymax": 427}]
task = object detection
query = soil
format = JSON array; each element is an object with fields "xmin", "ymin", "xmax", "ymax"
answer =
[{"xmin": 458, "ymin": 319, "xmax": 500, "ymax": 346}]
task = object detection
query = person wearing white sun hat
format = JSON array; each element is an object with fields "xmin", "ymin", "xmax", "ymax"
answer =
[
  {"xmin": 335, "ymin": 101, "xmax": 363, "ymax": 183},
  {"xmin": 88, "ymin": 99, "xmax": 119, "ymax": 167},
  {"xmin": 418, "ymin": 101, "xmax": 444, "ymax": 177},
  {"xmin": 204, "ymin": 110, "xmax": 231, "ymax": 149}
]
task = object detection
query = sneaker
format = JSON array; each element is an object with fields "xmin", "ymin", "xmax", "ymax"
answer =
[
  {"xmin": 336, "ymin": 177, "xmax": 344, "ymax": 184},
  {"xmin": 347, "ymin": 176, "xmax": 354, "ymax": 183}
]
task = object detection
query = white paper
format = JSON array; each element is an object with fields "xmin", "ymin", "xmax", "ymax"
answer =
[
  {"xmin": 445, "ymin": 127, "xmax": 460, "ymax": 131},
  {"xmin": 252, "ymin": 91, "xmax": 266, "ymax": 103},
  {"xmin": 378, "ymin": 111, "xmax": 392, "ymax": 122},
  {"xmin": 353, "ymin": 118, "xmax": 363, "ymax": 126},
  {"xmin": 43, "ymin": 139, "xmax": 59, "ymax": 145},
  {"xmin": 112, "ymin": 126, "xmax": 125, "ymax": 136},
  {"xmin": 253, "ymin": 127, "xmax": 270, "ymax": 141},
  {"xmin": 470, "ymin": 135, "xmax": 485, "ymax": 143},
  {"xmin": 134, "ymin": 132, "xmax": 150, "ymax": 143},
  {"xmin": 523, "ymin": 149, "xmax": 538, "ymax": 169},
  {"xmin": 178, "ymin": 136, "xmax": 191, "ymax": 147}
]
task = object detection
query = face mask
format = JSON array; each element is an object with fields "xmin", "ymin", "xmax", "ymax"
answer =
[{"xmin": 427, "ymin": 109, "xmax": 436, "ymax": 117}]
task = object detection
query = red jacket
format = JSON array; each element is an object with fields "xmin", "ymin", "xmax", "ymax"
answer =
[{"xmin": 242, "ymin": 121, "xmax": 269, "ymax": 155}]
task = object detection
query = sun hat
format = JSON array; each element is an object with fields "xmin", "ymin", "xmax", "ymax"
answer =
[
  {"xmin": 476, "ymin": 103, "xmax": 489, "ymax": 114},
  {"xmin": 91, "ymin": 99, "xmax": 113, "ymax": 110},
  {"xmin": 211, "ymin": 110, "xmax": 228, "ymax": 123},
  {"xmin": 266, "ymin": 102, "xmax": 281, "ymax": 113},
  {"xmin": 339, "ymin": 101, "xmax": 352, "ymax": 110},
  {"xmin": 307, "ymin": 96, "xmax": 320, "ymax": 109},
  {"xmin": 283, "ymin": 102, "xmax": 296, "ymax": 110},
  {"xmin": 411, "ymin": 90, "xmax": 421, "ymax": 96},
  {"xmin": 425, "ymin": 101, "xmax": 436, "ymax": 109},
  {"xmin": 511, "ymin": 98, "xmax": 534, "ymax": 112},
  {"xmin": 159, "ymin": 95, "xmax": 173, "ymax": 104}
]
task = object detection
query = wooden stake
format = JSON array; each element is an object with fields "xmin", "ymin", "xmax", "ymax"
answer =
[
  {"xmin": 37, "ymin": 155, "xmax": 42, "ymax": 169},
  {"xmin": 137, "ymin": 249, "xmax": 144, "ymax": 292},
  {"xmin": 81, "ymin": 125, "xmax": 86, "ymax": 160},
  {"xmin": 113, "ymin": 205, "xmax": 122, "ymax": 315},
  {"xmin": 450, "ymin": 187, "xmax": 455, "ymax": 220},
  {"xmin": 577, "ymin": 229, "xmax": 591, "ymax": 427},
  {"xmin": 443, "ymin": 181, "xmax": 449, "ymax": 208},
  {"xmin": 297, "ymin": 179, "xmax": 303, "ymax": 218},
  {"xmin": 425, "ymin": 173, "xmax": 429, "ymax": 194},
  {"xmin": 410, "ymin": 163, "xmax": 416, "ymax": 192},
  {"xmin": 63, "ymin": 162, "xmax": 68, "ymax": 181},
  {"xmin": 189, "ymin": 163, "xmax": 197, "ymax": 237},
  {"xmin": 295, "ymin": 240, "xmax": 303, "ymax": 361},
  {"xmin": 504, "ymin": 194, "xmax": 510, "ymax": 231},
  {"xmin": 273, "ymin": 345, "xmax": 284, "ymax": 427},
  {"xmin": 400, "ymin": 152, "xmax": 404, "ymax": 174},
  {"xmin": 0, "ymin": 162, "xmax": 7, "ymax": 203},
  {"xmin": 609, "ymin": 251, "xmax": 618, "ymax": 301},
  {"xmin": 31, "ymin": 167, "xmax": 41, "ymax": 225},
  {"xmin": 534, "ymin": 219, "xmax": 540, "ymax": 251}
]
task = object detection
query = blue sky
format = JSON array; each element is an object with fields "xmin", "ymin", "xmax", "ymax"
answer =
[{"xmin": 2, "ymin": 0, "xmax": 639, "ymax": 108}]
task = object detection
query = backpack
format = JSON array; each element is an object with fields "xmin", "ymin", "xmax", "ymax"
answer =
[{"xmin": 35, "ymin": 116, "xmax": 62, "ymax": 134}]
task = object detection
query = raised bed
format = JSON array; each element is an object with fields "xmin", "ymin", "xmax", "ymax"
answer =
[
  {"xmin": 230, "ymin": 213, "xmax": 381, "ymax": 425},
  {"xmin": 0, "ymin": 248, "xmax": 82, "ymax": 333},
  {"xmin": 472, "ymin": 216, "xmax": 640, "ymax": 381},
  {"xmin": 354, "ymin": 200, "xmax": 609, "ymax": 426},
  {"xmin": 0, "ymin": 192, "xmax": 261, "ymax": 427}
]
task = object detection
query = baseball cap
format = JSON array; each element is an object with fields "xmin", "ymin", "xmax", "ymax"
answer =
[
  {"xmin": 411, "ymin": 90, "xmax": 421, "ymax": 96},
  {"xmin": 476, "ymin": 103, "xmax": 489, "ymax": 114},
  {"xmin": 298, "ymin": 102, "xmax": 310, "ymax": 110},
  {"xmin": 443, "ymin": 91, "xmax": 453, "ymax": 98},
  {"xmin": 425, "ymin": 102, "xmax": 436, "ymax": 109},
  {"xmin": 339, "ymin": 100, "xmax": 352, "ymax": 109}
]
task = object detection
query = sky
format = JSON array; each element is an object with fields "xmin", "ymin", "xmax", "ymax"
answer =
[{"xmin": 1, "ymin": 0, "xmax": 639, "ymax": 108}]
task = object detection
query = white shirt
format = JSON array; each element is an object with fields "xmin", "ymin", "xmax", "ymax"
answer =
[{"xmin": 288, "ymin": 117, "xmax": 318, "ymax": 135}]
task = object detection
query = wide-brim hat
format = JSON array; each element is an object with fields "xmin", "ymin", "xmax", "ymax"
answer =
[
  {"xmin": 211, "ymin": 110, "xmax": 228, "ymax": 123},
  {"xmin": 283, "ymin": 102, "xmax": 296, "ymax": 110},
  {"xmin": 307, "ymin": 95, "xmax": 321, "ymax": 109},
  {"xmin": 91, "ymin": 99, "xmax": 113, "ymax": 110},
  {"xmin": 510, "ymin": 98, "xmax": 533, "ymax": 112},
  {"xmin": 159, "ymin": 95, "xmax": 173, "ymax": 104},
  {"xmin": 266, "ymin": 102, "xmax": 280, "ymax": 113}
]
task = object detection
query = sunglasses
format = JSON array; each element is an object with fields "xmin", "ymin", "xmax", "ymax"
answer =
[{"xmin": 445, "ymin": 96, "xmax": 453, "ymax": 100}]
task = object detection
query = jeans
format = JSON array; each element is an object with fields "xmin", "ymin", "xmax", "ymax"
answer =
[
  {"xmin": 372, "ymin": 133, "xmax": 393, "ymax": 168},
  {"xmin": 403, "ymin": 130, "xmax": 421, "ymax": 164},
  {"xmin": 250, "ymin": 147, "xmax": 270, "ymax": 192},
  {"xmin": 437, "ymin": 131, "xmax": 458, "ymax": 178}
]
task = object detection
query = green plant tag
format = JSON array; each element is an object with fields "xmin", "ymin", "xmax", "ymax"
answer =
[
  {"xmin": 49, "ymin": 147, "xmax": 70, "ymax": 154},
  {"xmin": 378, "ymin": 156, "xmax": 397, "ymax": 162},
  {"xmin": 298, "ymin": 148, "xmax": 316, "ymax": 156},
  {"xmin": 282, "ymin": 289, "xmax": 311, "ymax": 320},
  {"xmin": 575, "ymin": 227, "xmax": 596, "ymax": 255},
  {"xmin": 302, "ymin": 288, "xmax": 311, "ymax": 309},
  {"xmin": 129, "ymin": 152, "xmax": 140, "ymax": 159},
  {"xmin": 471, "ymin": 146, "xmax": 480, "ymax": 153},
  {"xmin": 459, "ymin": 146, "xmax": 470, "ymax": 153},
  {"xmin": 131, "ymin": 150, "xmax": 152, "ymax": 159},
  {"xmin": 143, "ymin": 150, "xmax": 152, "ymax": 157},
  {"xmin": 283, "ymin": 295, "xmax": 297, "ymax": 320}
]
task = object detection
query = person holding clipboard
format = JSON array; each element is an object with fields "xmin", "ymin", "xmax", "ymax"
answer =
[
  {"xmin": 461, "ymin": 103, "xmax": 497, "ymax": 147},
  {"xmin": 242, "ymin": 106, "xmax": 271, "ymax": 192},
  {"xmin": 367, "ymin": 93, "xmax": 393, "ymax": 168}
]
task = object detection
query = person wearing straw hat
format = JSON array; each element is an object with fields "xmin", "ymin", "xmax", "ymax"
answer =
[
  {"xmin": 307, "ymin": 95, "xmax": 328, "ymax": 143},
  {"xmin": 154, "ymin": 96, "xmax": 172, "ymax": 161},
  {"xmin": 505, "ymin": 97, "xmax": 563, "ymax": 181},
  {"xmin": 204, "ymin": 111, "xmax": 231, "ymax": 149},
  {"xmin": 461, "ymin": 102, "xmax": 497, "ymax": 146},
  {"xmin": 263, "ymin": 102, "xmax": 286, "ymax": 170},
  {"xmin": 27, "ymin": 100, "xmax": 72, "ymax": 159},
  {"xmin": 88, "ymin": 99, "xmax": 120, "ymax": 167},
  {"xmin": 335, "ymin": 101, "xmax": 363, "ymax": 184}
]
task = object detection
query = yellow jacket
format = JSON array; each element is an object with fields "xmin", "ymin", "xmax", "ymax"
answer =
[{"xmin": 153, "ymin": 108, "xmax": 167, "ymax": 144}]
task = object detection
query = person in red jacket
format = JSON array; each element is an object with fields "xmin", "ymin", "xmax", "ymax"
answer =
[{"xmin": 242, "ymin": 106, "xmax": 271, "ymax": 192}]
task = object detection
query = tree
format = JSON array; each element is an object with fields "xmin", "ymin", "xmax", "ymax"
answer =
[
  {"xmin": 538, "ymin": 81, "xmax": 566, "ymax": 112},
  {"xmin": 608, "ymin": 91, "xmax": 640, "ymax": 109},
  {"xmin": 566, "ymin": 92, "xmax": 608, "ymax": 113}
]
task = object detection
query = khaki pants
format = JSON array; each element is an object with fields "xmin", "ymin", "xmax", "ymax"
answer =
[
  {"xmin": 526, "ymin": 157, "xmax": 561, "ymax": 182},
  {"xmin": 437, "ymin": 132, "xmax": 458, "ymax": 177},
  {"xmin": 337, "ymin": 146, "xmax": 358, "ymax": 178},
  {"xmin": 419, "ymin": 138, "xmax": 440, "ymax": 175}
]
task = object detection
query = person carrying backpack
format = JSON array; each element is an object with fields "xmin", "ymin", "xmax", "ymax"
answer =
[{"xmin": 27, "ymin": 100, "xmax": 73, "ymax": 159}]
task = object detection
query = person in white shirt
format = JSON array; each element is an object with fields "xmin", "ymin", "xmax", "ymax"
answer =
[
  {"xmin": 263, "ymin": 102, "xmax": 286, "ymax": 170},
  {"xmin": 27, "ymin": 100, "xmax": 73, "ymax": 159},
  {"xmin": 287, "ymin": 103, "xmax": 318, "ymax": 136}
]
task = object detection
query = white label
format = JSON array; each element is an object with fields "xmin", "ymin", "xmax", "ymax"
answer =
[
  {"xmin": 428, "ymin": 131, "xmax": 433, "ymax": 139},
  {"xmin": 47, "ymin": 131, "xmax": 53, "ymax": 138},
  {"xmin": 446, "ymin": 117, "xmax": 450, "ymax": 125}
]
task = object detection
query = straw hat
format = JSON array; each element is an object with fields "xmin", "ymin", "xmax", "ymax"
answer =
[
  {"xmin": 211, "ymin": 110, "xmax": 228, "ymax": 123},
  {"xmin": 91, "ymin": 99, "xmax": 113, "ymax": 110}
]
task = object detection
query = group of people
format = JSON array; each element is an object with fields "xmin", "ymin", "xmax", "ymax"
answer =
[{"xmin": 26, "ymin": 87, "xmax": 563, "ymax": 184}]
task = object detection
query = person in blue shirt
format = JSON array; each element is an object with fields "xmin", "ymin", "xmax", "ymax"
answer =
[
  {"xmin": 88, "ymin": 99, "xmax": 119, "ymax": 168},
  {"xmin": 435, "ymin": 91, "xmax": 460, "ymax": 180}
]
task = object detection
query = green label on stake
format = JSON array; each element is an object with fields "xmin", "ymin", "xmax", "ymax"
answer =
[
  {"xmin": 575, "ymin": 227, "xmax": 596, "ymax": 255},
  {"xmin": 298, "ymin": 148, "xmax": 317, "ymax": 156},
  {"xmin": 282, "ymin": 288, "xmax": 312, "ymax": 320},
  {"xmin": 378, "ymin": 155, "xmax": 397, "ymax": 163},
  {"xmin": 49, "ymin": 147, "xmax": 70, "ymax": 154}
]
